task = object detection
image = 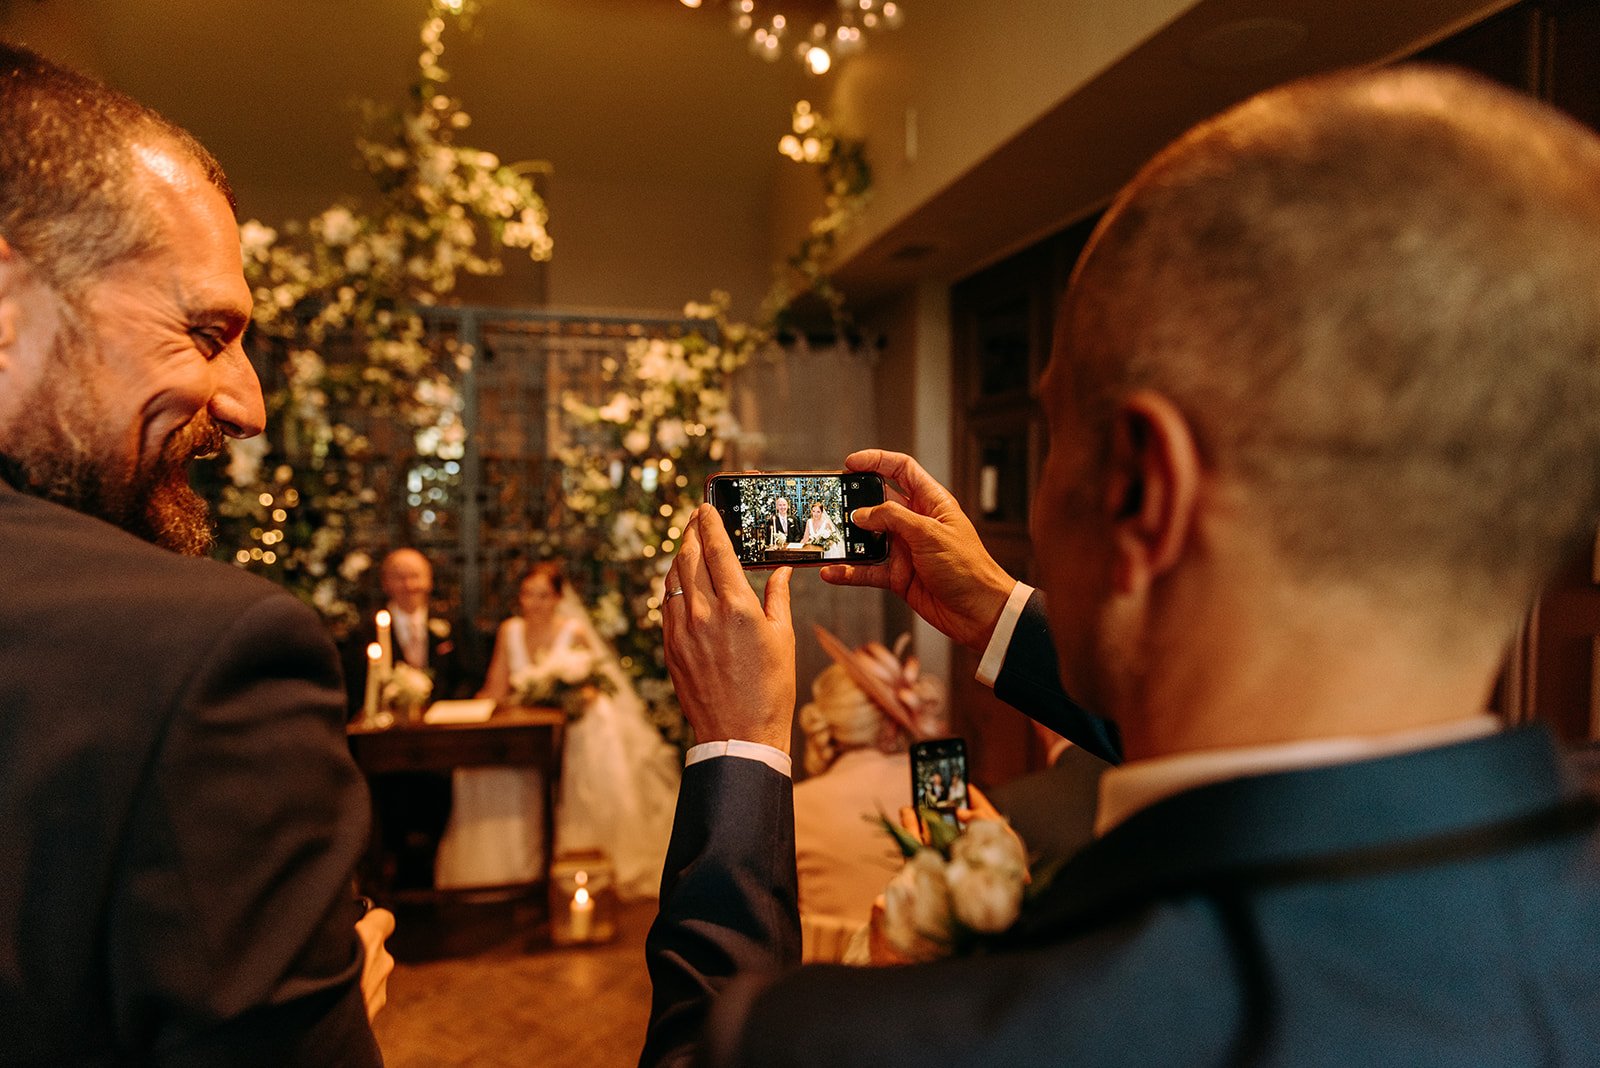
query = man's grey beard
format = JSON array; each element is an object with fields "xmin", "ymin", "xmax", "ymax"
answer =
[{"xmin": 0, "ymin": 327, "xmax": 225, "ymax": 557}]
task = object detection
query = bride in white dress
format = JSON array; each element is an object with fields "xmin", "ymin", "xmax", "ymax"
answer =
[
  {"xmin": 803, "ymin": 501, "xmax": 846, "ymax": 560},
  {"xmin": 435, "ymin": 563, "xmax": 681, "ymax": 899}
]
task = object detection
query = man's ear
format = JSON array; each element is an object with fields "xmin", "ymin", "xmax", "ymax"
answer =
[{"xmin": 1101, "ymin": 390, "xmax": 1203, "ymax": 594}]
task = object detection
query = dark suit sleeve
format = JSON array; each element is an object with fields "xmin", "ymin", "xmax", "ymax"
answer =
[
  {"xmin": 108, "ymin": 592, "xmax": 381, "ymax": 1067},
  {"xmin": 992, "ymin": 590, "xmax": 1124, "ymax": 765},
  {"xmin": 641, "ymin": 756, "xmax": 801, "ymax": 1068}
]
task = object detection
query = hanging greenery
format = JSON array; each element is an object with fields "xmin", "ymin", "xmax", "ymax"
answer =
[{"xmin": 209, "ymin": 0, "xmax": 551, "ymax": 633}]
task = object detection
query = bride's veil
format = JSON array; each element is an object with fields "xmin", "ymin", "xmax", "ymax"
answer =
[{"xmin": 554, "ymin": 582, "xmax": 648, "ymax": 717}]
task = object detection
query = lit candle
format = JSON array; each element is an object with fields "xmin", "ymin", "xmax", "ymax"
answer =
[
  {"xmin": 362, "ymin": 642, "xmax": 383, "ymax": 720},
  {"xmin": 375, "ymin": 609, "xmax": 393, "ymax": 675},
  {"xmin": 570, "ymin": 880, "xmax": 594, "ymax": 941}
]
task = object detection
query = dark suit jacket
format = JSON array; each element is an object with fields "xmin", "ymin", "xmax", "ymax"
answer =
[
  {"xmin": 987, "ymin": 741, "xmax": 1108, "ymax": 869},
  {"xmin": 642, "ymin": 593, "xmax": 1600, "ymax": 1067},
  {"xmin": 0, "ymin": 479, "xmax": 381, "ymax": 1066}
]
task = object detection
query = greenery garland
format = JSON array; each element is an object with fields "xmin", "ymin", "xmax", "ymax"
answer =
[{"xmin": 212, "ymin": 0, "xmax": 872, "ymax": 749}]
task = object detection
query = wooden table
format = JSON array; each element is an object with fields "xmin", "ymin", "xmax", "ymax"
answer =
[
  {"xmin": 347, "ymin": 706, "xmax": 565, "ymax": 914},
  {"xmin": 347, "ymin": 705, "xmax": 564, "ymax": 777}
]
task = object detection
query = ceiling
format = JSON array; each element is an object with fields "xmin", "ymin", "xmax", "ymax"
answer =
[{"xmin": 0, "ymin": 0, "xmax": 1521, "ymax": 313}]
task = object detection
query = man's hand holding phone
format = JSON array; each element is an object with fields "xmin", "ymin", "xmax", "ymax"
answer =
[
  {"xmin": 821, "ymin": 450, "xmax": 1018, "ymax": 653},
  {"xmin": 662, "ymin": 504, "xmax": 796, "ymax": 753}
]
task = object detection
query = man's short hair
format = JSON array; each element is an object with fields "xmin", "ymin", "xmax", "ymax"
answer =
[
  {"xmin": 0, "ymin": 42, "xmax": 234, "ymax": 300},
  {"xmin": 1064, "ymin": 65, "xmax": 1600, "ymax": 624}
]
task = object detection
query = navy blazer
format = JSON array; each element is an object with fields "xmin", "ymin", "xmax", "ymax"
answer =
[
  {"xmin": 642, "ymin": 593, "xmax": 1600, "ymax": 1067},
  {"xmin": 0, "ymin": 480, "xmax": 381, "ymax": 1066}
]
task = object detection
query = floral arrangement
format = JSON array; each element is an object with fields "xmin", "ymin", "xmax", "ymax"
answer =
[
  {"xmin": 805, "ymin": 525, "xmax": 841, "ymax": 552},
  {"xmin": 381, "ymin": 662, "xmax": 435, "ymax": 717},
  {"xmin": 207, "ymin": 0, "xmax": 551, "ymax": 633},
  {"xmin": 876, "ymin": 816, "xmax": 1037, "ymax": 962},
  {"xmin": 551, "ymin": 292, "xmax": 767, "ymax": 749},
  {"xmin": 509, "ymin": 642, "xmax": 616, "ymax": 720}
]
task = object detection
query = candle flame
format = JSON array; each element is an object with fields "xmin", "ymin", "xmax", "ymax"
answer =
[
  {"xmin": 367, "ymin": 642, "xmax": 383, "ymax": 662},
  {"xmin": 573, "ymin": 886, "xmax": 591, "ymax": 905},
  {"xmin": 376, "ymin": 609, "xmax": 392, "ymax": 626}
]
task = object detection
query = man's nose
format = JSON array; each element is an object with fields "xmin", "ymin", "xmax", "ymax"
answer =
[{"xmin": 210, "ymin": 343, "xmax": 267, "ymax": 438}]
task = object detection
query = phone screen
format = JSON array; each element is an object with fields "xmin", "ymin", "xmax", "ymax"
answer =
[
  {"xmin": 910, "ymin": 738, "xmax": 969, "ymax": 829},
  {"xmin": 706, "ymin": 471, "xmax": 889, "ymax": 569}
]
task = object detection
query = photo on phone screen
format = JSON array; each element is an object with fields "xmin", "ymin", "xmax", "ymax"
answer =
[
  {"xmin": 910, "ymin": 738, "xmax": 969, "ymax": 830},
  {"xmin": 705, "ymin": 471, "xmax": 889, "ymax": 569}
]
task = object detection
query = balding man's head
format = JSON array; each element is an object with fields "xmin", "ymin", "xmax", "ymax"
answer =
[
  {"xmin": 1058, "ymin": 65, "xmax": 1600, "ymax": 628},
  {"xmin": 381, "ymin": 549, "xmax": 433, "ymax": 614}
]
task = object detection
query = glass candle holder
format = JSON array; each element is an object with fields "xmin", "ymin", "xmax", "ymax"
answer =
[{"xmin": 548, "ymin": 849, "xmax": 617, "ymax": 946}]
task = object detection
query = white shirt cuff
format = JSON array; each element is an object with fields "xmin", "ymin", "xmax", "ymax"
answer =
[
  {"xmin": 975, "ymin": 581, "xmax": 1035, "ymax": 688},
  {"xmin": 685, "ymin": 739, "xmax": 793, "ymax": 778}
]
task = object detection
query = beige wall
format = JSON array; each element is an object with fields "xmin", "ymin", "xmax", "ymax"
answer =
[{"xmin": 772, "ymin": 0, "xmax": 1195, "ymax": 262}]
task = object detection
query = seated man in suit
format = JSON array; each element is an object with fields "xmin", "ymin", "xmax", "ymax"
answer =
[
  {"xmin": 344, "ymin": 547, "xmax": 473, "ymax": 713},
  {"xmin": 767, "ymin": 495, "xmax": 795, "ymax": 548},
  {"xmin": 0, "ymin": 43, "xmax": 391, "ymax": 1064},
  {"xmin": 645, "ymin": 66, "xmax": 1600, "ymax": 1066},
  {"xmin": 346, "ymin": 547, "xmax": 473, "ymax": 890}
]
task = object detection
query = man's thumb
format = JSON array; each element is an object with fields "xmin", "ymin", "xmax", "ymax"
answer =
[{"xmin": 764, "ymin": 566, "xmax": 793, "ymax": 626}]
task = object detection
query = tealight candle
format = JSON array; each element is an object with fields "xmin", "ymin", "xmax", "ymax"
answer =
[{"xmin": 570, "ymin": 885, "xmax": 594, "ymax": 941}]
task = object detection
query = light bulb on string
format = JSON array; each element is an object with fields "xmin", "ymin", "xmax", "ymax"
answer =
[{"xmin": 805, "ymin": 45, "xmax": 832, "ymax": 74}]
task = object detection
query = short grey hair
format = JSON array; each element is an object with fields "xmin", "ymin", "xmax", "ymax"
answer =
[
  {"xmin": 0, "ymin": 42, "xmax": 235, "ymax": 300},
  {"xmin": 1064, "ymin": 65, "xmax": 1600, "ymax": 623}
]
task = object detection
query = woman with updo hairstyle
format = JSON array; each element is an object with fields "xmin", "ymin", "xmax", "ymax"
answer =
[{"xmin": 793, "ymin": 628, "xmax": 947, "ymax": 961}]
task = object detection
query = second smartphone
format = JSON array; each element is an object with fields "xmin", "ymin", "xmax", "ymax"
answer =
[
  {"xmin": 910, "ymin": 737, "xmax": 969, "ymax": 830},
  {"xmin": 705, "ymin": 470, "xmax": 889, "ymax": 569}
]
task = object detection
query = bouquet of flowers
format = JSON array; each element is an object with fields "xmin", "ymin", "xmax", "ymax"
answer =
[
  {"xmin": 381, "ymin": 662, "xmax": 434, "ymax": 716},
  {"xmin": 875, "ymin": 810, "xmax": 1043, "ymax": 962},
  {"xmin": 509, "ymin": 642, "xmax": 616, "ymax": 720},
  {"xmin": 805, "ymin": 528, "xmax": 841, "ymax": 552}
]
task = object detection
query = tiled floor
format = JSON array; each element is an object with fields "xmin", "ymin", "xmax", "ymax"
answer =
[{"xmin": 372, "ymin": 900, "xmax": 656, "ymax": 1067}]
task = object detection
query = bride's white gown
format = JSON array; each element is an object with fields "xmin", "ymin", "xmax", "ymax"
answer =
[
  {"xmin": 804, "ymin": 515, "xmax": 846, "ymax": 559},
  {"xmin": 434, "ymin": 615, "xmax": 680, "ymax": 900}
]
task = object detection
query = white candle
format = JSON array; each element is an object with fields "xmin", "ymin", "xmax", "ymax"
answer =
[
  {"xmin": 362, "ymin": 642, "xmax": 383, "ymax": 720},
  {"xmin": 569, "ymin": 885, "xmax": 594, "ymax": 941},
  {"xmin": 375, "ymin": 609, "xmax": 393, "ymax": 675}
]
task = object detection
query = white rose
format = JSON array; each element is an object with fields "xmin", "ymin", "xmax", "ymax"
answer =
[
  {"xmin": 882, "ymin": 850, "xmax": 954, "ymax": 962},
  {"xmin": 944, "ymin": 821, "xmax": 1027, "ymax": 934},
  {"xmin": 656, "ymin": 418, "xmax": 689, "ymax": 453},
  {"xmin": 238, "ymin": 220, "xmax": 277, "ymax": 262},
  {"xmin": 224, "ymin": 433, "xmax": 269, "ymax": 488},
  {"xmin": 598, "ymin": 393, "xmax": 633, "ymax": 423},
  {"xmin": 318, "ymin": 206, "xmax": 359, "ymax": 246}
]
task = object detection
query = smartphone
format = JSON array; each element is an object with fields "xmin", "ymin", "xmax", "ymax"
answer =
[
  {"xmin": 910, "ymin": 737, "xmax": 969, "ymax": 830},
  {"xmin": 705, "ymin": 470, "xmax": 889, "ymax": 570}
]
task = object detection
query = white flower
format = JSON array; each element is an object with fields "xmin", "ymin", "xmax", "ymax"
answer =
[
  {"xmin": 597, "ymin": 393, "xmax": 633, "ymax": 423},
  {"xmin": 418, "ymin": 146, "xmax": 455, "ymax": 188},
  {"xmin": 344, "ymin": 244, "xmax": 373, "ymax": 274},
  {"xmin": 882, "ymin": 850, "xmax": 954, "ymax": 962},
  {"xmin": 238, "ymin": 220, "xmax": 277, "ymax": 262},
  {"xmin": 382, "ymin": 662, "xmax": 433, "ymax": 711},
  {"xmin": 317, "ymin": 206, "xmax": 360, "ymax": 246},
  {"xmin": 224, "ymin": 434, "xmax": 269, "ymax": 488},
  {"xmin": 944, "ymin": 821, "xmax": 1027, "ymax": 934},
  {"xmin": 338, "ymin": 551, "xmax": 372, "ymax": 582},
  {"xmin": 655, "ymin": 417, "xmax": 688, "ymax": 453},
  {"xmin": 542, "ymin": 644, "xmax": 595, "ymax": 685}
]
